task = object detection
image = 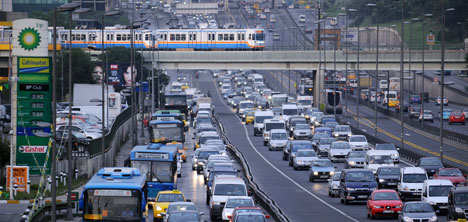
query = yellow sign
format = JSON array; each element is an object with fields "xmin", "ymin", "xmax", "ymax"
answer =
[
  {"xmin": 18, "ymin": 57, "xmax": 50, "ymax": 74},
  {"xmin": 6, "ymin": 166, "xmax": 29, "ymax": 191},
  {"xmin": 426, "ymin": 33, "xmax": 435, "ymax": 46}
]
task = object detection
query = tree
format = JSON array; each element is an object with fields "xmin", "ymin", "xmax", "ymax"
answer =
[{"xmin": 56, "ymin": 48, "xmax": 96, "ymax": 100}]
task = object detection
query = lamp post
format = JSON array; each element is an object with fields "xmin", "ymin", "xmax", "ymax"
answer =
[
  {"xmin": 420, "ymin": 13, "xmax": 433, "ymax": 129},
  {"xmin": 338, "ymin": 12, "xmax": 348, "ymax": 122},
  {"xmin": 100, "ymin": 11, "xmax": 119, "ymax": 168},
  {"xmin": 348, "ymin": 8, "xmax": 359, "ymax": 128},
  {"xmin": 366, "ymin": 3, "xmax": 378, "ymax": 137},
  {"xmin": 398, "ymin": 0, "xmax": 405, "ymax": 152},
  {"xmin": 457, "ymin": 21, "xmax": 464, "ymax": 48},
  {"xmin": 411, "ymin": 18, "xmax": 419, "ymax": 94},
  {"xmin": 66, "ymin": 7, "xmax": 91, "ymax": 220},
  {"xmin": 440, "ymin": 7, "xmax": 455, "ymax": 164},
  {"xmin": 391, "ymin": 24, "xmax": 396, "ymax": 49},
  {"xmin": 330, "ymin": 17, "xmax": 337, "ymax": 116},
  {"xmin": 314, "ymin": 19, "xmax": 324, "ymax": 108}
]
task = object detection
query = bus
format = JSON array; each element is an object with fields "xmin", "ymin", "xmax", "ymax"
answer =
[
  {"xmin": 164, "ymin": 93, "xmax": 188, "ymax": 116},
  {"xmin": 152, "ymin": 110, "xmax": 188, "ymax": 131},
  {"xmin": 323, "ymin": 89, "xmax": 343, "ymax": 114},
  {"xmin": 149, "ymin": 120, "xmax": 185, "ymax": 143},
  {"xmin": 80, "ymin": 167, "xmax": 147, "ymax": 222},
  {"xmin": 129, "ymin": 144, "xmax": 178, "ymax": 201},
  {"xmin": 270, "ymin": 94, "xmax": 288, "ymax": 107}
]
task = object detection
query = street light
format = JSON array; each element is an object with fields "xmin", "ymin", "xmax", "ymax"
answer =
[
  {"xmin": 411, "ymin": 18, "xmax": 419, "ymax": 93},
  {"xmin": 457, "ymin": 21, "xmax": 464, "ymax": 48},
  {"xmin": 348, "ymin": 8, "xmax": 359, "ymax": 128},
  {"xmin": 314, "ymin": 19, "xmax": 324, "ymax": 108},
  {"xmin": 440, "ymin": 6, "xmax": 455, "ymax": 164},
  {"xmin": 397, "ymin": 0, "xmax": 405, "ymax": 152},
  {"xmin": 366, "ymin": 3, "xmax": 379, "ymax": 137},
  {"xmin": 329, "ymin": 16, "xmax": 338, "ymax": 116},
  {"xmin": 338, "ymin": 12, "xmax": 349, "ymax": 122},
  {"xmin": 390, "ymin": 24, "xmax": 396, "ymax": 49},
  {"xmin": 420, "ymin": 13, "xmax": 433, "ymax": 129}
]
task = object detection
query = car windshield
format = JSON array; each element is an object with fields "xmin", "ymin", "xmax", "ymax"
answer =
[
  {"xmin": 255, "ymin": 116, "xmax": 273, "ymax": 123},
  {"xmin": 335, "ymin": 126, "xmax": 350, "ymax": 132},
  {"xmin": 373, "ymin": 192, "xmax": 400, "ymax": 201},
  {"xmin": 265, "ymin": 123, "xmax": 284, "ymax": 131},
  {"xmin": 429, "ymin": 186, "xmax": 452, "ymax": 197},
  {"xmin": 296, "ymin": 150, "xmax": 317, "ymax": 157},
  {"xmin": 419, "ymin": 158, "xmax": 443, "ymax": 166},
  {"xmin": 376, "ymin": 144, "xmax": 396, "ymax": 150},
  {"xmin": 454, "ymin": 193, "xmax": 468, "ymax": 205},
  {"xmin": 348, "ymin": 151, "xmax": 366, "ymax": 158},
  {"xmin": 209, "ymin": 171, "xmax": 237, "ymax": 181},
  {"xmin": 369, "ymin": 155, "xmax": 393, "ymax": 164},
  {"xmin": 167, "ymin": 212, "xmax": 199, "ymax": 222},
  {"xmin": 298, "ymin": 100, "xmax": 312, "ymax": 105},
  {"xmin": 157, "ymin": 194, "xmax": 185, "ymax": 202},
  {"xmin": 283, "ymin": 109, "xmax": 298, "ymax": 115},
  {"xmin": 295, "ymin": 124, "xmax": 309, "ymax": 130},
  {"xmin": 313, "ymin": 160, "xmax": 333, "ymax": 167},
  {"xmin": 332, "ymin": 172, "xmax": 341, "ymax": 181},
  {"xmin": 240, "ymin": 103, "xmax": 254, "ymax": 109},
  {"xmin": 225, "ymin": 198, "xmax": 254, "ymax": 208},
  {"xmin": 452, "ymin": 112, "xmax": 463, "ymax": 116},
  {"xmin": 402, "ymin": 174, "xmax": 427, "ymax": 183},
  {"xmin": 291, "ymin": 143, "xmax": 312, "ymax": 152},
  {"xmin": 331, "ymin": 143, "xmax": 350, "ymax": 149},
  {"xmin": 404, "ymin": 203, "xmax": 434, "ymax": 213},
  {"xmin": 271, "ymin": 133, "xmax": 287, "ymax": 140},
  {"xmin": 214, "ymin": 184, "xmax": 246, "ymax": 196},
  {"xmin": 438, "ymin": 168, "xmax": 463, "ymax": 177},
  {"xmin": 346, "ymin": 172, "xmax": 375, "ymax": 182},
  {"xmin": 313, "ymin": 134, "xmax": 329, "ymax": 141},
  {"xmin": 378, "ymin": 168, "xmax": 400, "ymax": 176},
  {"xmin": 319, "ymin": 138, "xmax": 335, "ymax": 144},
  {"xmin": 167, "ymin": 204, "xmax": 197, "ymax": 213},
  {"xmin": 198, "ymin": 151, "xmax": 219, "ymax": 160},
  {"xmin": 236, "ymin": 215, "xmax": 266, "ymax": 222},
  {"xmin": 350, "ymin": 136, "xmax": 366, "ymax": 142}
]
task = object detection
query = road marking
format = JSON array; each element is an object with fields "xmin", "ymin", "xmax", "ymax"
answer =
[{"xmin": 211, "ymin": 79, "xmax": 360, "ymax": 222}]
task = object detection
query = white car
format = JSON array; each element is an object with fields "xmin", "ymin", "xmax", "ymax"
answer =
[
  {"xmin": 375, "ymin": 143, "xmax": 400, "ymax": 163},
  {"xmin": 365, "ymin": 150, "xmax": 394, "ymax": 174},
  {"xmin": 292, "ymin": 124, "xmax": 312, "ymax": 140},
  {"xmin": 328, "ymin": 171, "xmax": 341, "ymax": 197},
  {"xmin": 328, "ymin": 141, "xmax": 352, "ymax": 162},
  {"xmin": 268, "ymin": 129, "xmax": 288, "ymax": 151},
  {"xmin": 292, "ymin": 149, "xmax": 319, "ymax": 170},
  {"xmin": 379, "ymin": 80, "xmax": 388, "ymax": 89},
  {"xmin": 333, "ymin": 125, "xmax": 352, "ymax": 140},
  {"xmin": 348, "ymin": 135, "xmax": 369, "ymax": 151},
  {"xmin": 221, "ymin": 197, "xmax": 255, "ymax": 221}
]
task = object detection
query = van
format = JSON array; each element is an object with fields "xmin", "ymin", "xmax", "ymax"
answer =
[
  {"xmin": 365, "ymin": 150, "xmax": 394, "ymax": 174},
  {"xmin": 253, "ymin": 110, "xmax": 274, "ymax": 136},
  {"xmin": 210, "ymin": 177, "xmax": 249, "ymax": 221},
  {"xmin": 398, "ymin": 167, "xmax": 428, "ymax": 201},
  {"xmin": 253, "ymin": 75, "xmax": 264, "ymax": 84},
  {"xmin": 421, "ymin": 179, "xmax": 453, "ymax": 212},
  {"xmin": 447, "ymin": 187, "xmax": 468, "ymax": 220},
  {"xmin": 263, "ymin": 119, "xmax": 286, "ymax": 146},
  {"xmin": 281, "ymin": 104, "xmax": 299, "ymax": 123},
  {"xmin": 382, "ymin": 91, "xmax": 398, "ymax": 105},
  {"xmin": 299, "ymin": 14, "xmax": 306, "ymax": 23},
  {"xmin": 339, "ymin": 169, "xmax": 377, "ymax": 204}
]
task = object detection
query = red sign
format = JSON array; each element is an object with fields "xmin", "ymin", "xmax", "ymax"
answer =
[
  {"xmin": 18, "ymin": 145, "xmax": 47, "ymax": 153},
  {"xmin": 110, "ymin": 64, "xmax": 118, "ymax": 70},
  {"xmin": 71, "ymin": 192, "xmax": 79, "ymax": 201},
  {"xmin": 433, "ymin": 77, "xmax": 439, "ymax": 83}
]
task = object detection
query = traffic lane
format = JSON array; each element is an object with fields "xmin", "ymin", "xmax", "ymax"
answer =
[
  {"xmin": 0, "ymin": 204, "xmax": 28, "ymax": 221},
  {"xmin": 344, "ymin": 100, "xmax": 468, "ymax": 172},
  {"xmin": 199, "ymin": 76, "xmax": 355, "ymax": 221}
]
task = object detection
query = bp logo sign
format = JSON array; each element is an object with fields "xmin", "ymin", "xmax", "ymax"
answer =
[{"xmin": 18, "ymin": 27, "xmax": 41, "ymax": 51}]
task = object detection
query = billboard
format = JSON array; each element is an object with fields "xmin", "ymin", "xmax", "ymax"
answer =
[
  {"xmin": 108, "ymin": 63, "xmax": 138, "ymax": 88},
  {"xmin": 6, "ymin": 166, "xmax": 29, "ymax": 191}
]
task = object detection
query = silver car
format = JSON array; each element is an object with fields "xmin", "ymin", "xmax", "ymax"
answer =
[
  {"xmin": 344, "ymin": 151, "xmax": 366, "ymax": 168},
  {"xmin": 398, "ymin": 202, "xmax": 437, "ymax": 222},
  {"xmin": 293, "ymin": 124, "xmax": 312, "ymax": 140},
  {"xmin": 333, "ymin": 125, "xmax": 352, "ymax": 140},
  {"xmin": 317, "ymin": 137, "xmax": 336, "ymax": 157},
  {"xmin": 268, "ymin": 129, "xmax": 288, "ymax": 151},
  {"xmin": 292, "ymin": 149, "xmax": 319, "ymax": 170},
  {"xmin": 328, "ymin": 171, "xmax": 341, "ymax": 197}
]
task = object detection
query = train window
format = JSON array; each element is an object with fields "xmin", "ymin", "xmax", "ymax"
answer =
[
  {"xmin": 193, "ymin": 34, "xmax": 196, "ymax": 40},
  {"xmin": 211, "ymin": 34, "xmax": 215, "ymax": 40},
  {"xmin": 71, "ymin": 34, "xmax": 75, "ymax": 41},
  {"xmin": 164, "ymin": 34, "xmax": 167, "ymax": 40},
  {"xmin": 61, "ymin": 34, "xmax": 67, "ymax": 41},
  {"xmin": 217, "ymin": 34, "xmax": 223, "ymax": 41},
  {"xmin": 175, "ymin": 34, "xmax": 180, "ymax": 41},
  {"xmin": 181, "ymin": 34, "xmax": 186, "ymax": 40},
  {"xmin": 230, "ymin": 34, "xmax": 234, "ymax": 41},
  {"xmin": 122, "ymin": 34, "xmax": 127, "ymax": 41},
  {"xmin": 249, "ymin": 34, "xmax": 252, "ymax": 40},
  {"xmin": 224, "ymin": 34, "xmax": 229, "ymax": 40},
  {"xmin": 127, "ymin": 34, "xmax": 131, "ymax": 40},
  {"xmin": 145, "ymin": 34, "xmax": 149, "ymax": 41},
  {"xmin": 116, "ymin": 34, "xmax": 122, "ymax": 41},
  {"xmin": 189, "ymin": 34, "xmax": 192, "ymax": 40},
  {"xmin": 82, "ymin": 34, "xmax": 86, "ymax": 40},
  {"xmin": 237, "ymin": 34, "xmax": 241, "ymax": 40},
  {"xmin": 170, "ymin": 34, "xmax": 175, "ymax": 41},
  {"xmin": 208, "ymin": 34, "xmax": 211, "ymax": 40},
  {"xmin": 242, "ymin": 33, "xmax": 245, "ymax": 40}
]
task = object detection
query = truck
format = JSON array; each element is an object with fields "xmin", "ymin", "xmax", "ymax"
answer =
[{"xmin": 359, "ymin": 76, "xmax": 371, "ymax": 89}]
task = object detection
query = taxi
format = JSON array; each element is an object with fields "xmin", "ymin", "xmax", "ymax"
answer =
[
  {"xmin": 146, "ymin": 190, "xmax": 188, "ymax": 221},
  {"xmin": 165, "ymin": 142, "xmax": 188, "ymax": 162},
  {"xmin": 245, "ymin": 111, "xmax": 255, "ymax": 125},
  {"xmin": 388, "ymin": 98, "xmax": 399, "ymax": 107}
]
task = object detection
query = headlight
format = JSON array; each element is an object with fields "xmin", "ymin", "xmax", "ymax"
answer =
[
  {"xmin": 348, "ymin": 161, "xmax": 355, "ymax": 165},
  {"xmin": 330, "ymin": 171, "xmax": 335, "ymax": 175},
  {"xmin": 391, "ymin": 153, "xmax": 399, "ymax": 157},
  {"xmin": 313, "ymin": 172, "xmax": 318, "ymax": 175},
  {"xmin": 395, "ymin": 205, "xmax": 402, "ymax": 209},
  {"xmin": 455, "ymin": 207, "xmax": 464, "ymax": 213},
  {"xmin": 373, "ymin": 206, "xmax": 382, "ymax": 208},
  {"xmin": 429, "ymin": 216, "xmax": 437, "ymax": 222},
  {"xmin": 403, "ymin": 216, "xmax": 412, "ymax": 222},
  {"xmin": 347, "ymin": 133, "xmax": 352, "ymax": 137},
  {"xmin": 370, "ymin": 187, "xmax": 376, "ymax": 191},
  {"xmin": 297, "ymin": 160, "xmax": 303, "ymax": 164},
  {"xmin": 332, "ymin": 185, "xmax": 339, "ymax": 189},
  {"xmin": 211, "ymin": 201, "xmax": 221, "ymax": 206},
  {"xmin": 379, "ymin": 179, "xmax": 385, "ymax": 183},
  {"xmin": 429, "ymin": 201, "xmax": 436, "ymax": 205},
  {"xmin": 403, "ymin": 186, "xmax": 409, "ymax": 191},
  {"xmin": 334, "ymin": 134, "xmax": 339, "ymax": 137},
  {"xmin": 258, "ymin": 106, "xmax": 262, "ymax": 109},
  {"xmin": 346, "ymin": 187, "xmax": 355, "ymax": 191},
  {"xmin": 156, "ymin": 206, "xmax": 162, "ymax": 211}
]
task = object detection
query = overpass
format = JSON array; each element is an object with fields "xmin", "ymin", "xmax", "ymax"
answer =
[{"xmin": 144, "ymin": 50, "xmax": 467, "ymax": 71}]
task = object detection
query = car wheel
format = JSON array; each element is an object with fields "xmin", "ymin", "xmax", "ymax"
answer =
[
  {"xmin": 282, "ymin": 155, "xmax": 287, "ymax": 160},
  {"xmin": 206, "ymin": 195, "xmax": 210, "ymax": 205},
  {"xmin": 431, "ymin": 120, "xmax": 434, "ymax": 123},
  {"xmin": 343, "ymin": 198, "xmax": 348, "ymax": 205},
  {"xmin": 309, "ymin": 175, "xmax": 314, "ymax": 182},
  {"xmin": 293, "ymin": 165, "xmax": 298, "ymax": 171},
  {"xmin": 369, "ymin": 209, "xmax": 375, "ymax": 219},
  {"xmin": 328, "ymin": 190, "xmax": 332, "ymax": 196},
  {"xmin": 192, "ymin": 166, "xmax": 195, "ymax": 171},
  {"xmin": 289, "ymin": 160, "xmax": 293, "ymax": 167},
  {"xmin": 178, "ymin": 173, "xmax": 181, "ymax": 178},
  {"xmin": 263, "ymin": 141, "xmax": 267, "ymax": 146}
]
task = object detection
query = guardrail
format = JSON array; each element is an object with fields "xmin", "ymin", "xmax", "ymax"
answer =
[{"xmin": 214, "ymin": 115, "xmax": 290, "ymax": 222}]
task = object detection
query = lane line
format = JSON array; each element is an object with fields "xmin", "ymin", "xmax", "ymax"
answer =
[{"xmin": 211, "ymin": 78, "xmax": 360, "ymax": 222}]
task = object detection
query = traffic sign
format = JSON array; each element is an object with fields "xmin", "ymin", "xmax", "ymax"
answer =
[
  {"xmin": 71, "ymin": 192, "xmax": 79, "ymax": 202},
  {"xmin": 433, "ymin": 76, "xmax": 439, "ymax": 84}
]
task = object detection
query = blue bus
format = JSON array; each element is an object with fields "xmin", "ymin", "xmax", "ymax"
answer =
[
  {"xmin": 149, "ymin": 119, "xmax": 185, "ymax": 144},
  {"xmin": 130, "ymin": 143, "xmax": 178, "ymax": 201},
  {"xmin": 79, "ymin": 167, "xmax": 147, "ymax": 222}
]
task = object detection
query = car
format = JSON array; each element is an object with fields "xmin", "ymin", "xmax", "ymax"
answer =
[
  {"xmin": 309, "ymin": 159, "xmax": 335, "ymax": 182},
  {"xmin": 410, "ymin": 94, "xmax": 422, "ymax": 104},
  {"xmin": 449, "ymin": 111, "xmax": 465, "ymax": 125},
  {"xmin": 416, "ymin": 157, "xmax": 444, "ymax": 178},
  {"xmin": 221, "ymin": 197, "xmax": 255, "ymax": 221},
  {"xmin": 195, "ymin": 149, "xmax": 220, "ymax": 174},
  {"xmin": 273, "ymin": 33, "xmax": 280, "ymax": 40},
  {"xmin": 292, "ymin": 149, "xmax": 319, "ymax": 170},
  {"xmin": 165, "ymin": 210, "xmax": 203, "ymax": 222},
  {"xmin": 328, "ymin": 141, "xmax": 352, "ymax": 162},
  {"xmin": 229, "ymin": 207, "xmax": 269, "ymax": 222},
  {"xmin": 398, "ymin": 202, "xmax": 438, "ymax": 222},
  {"xmin": 210, "ymin": 177, "xmax": 249, "ymax": 221},
  {"xmin": 375, "ymin": 143, "xmax": 400, "ymax": 163},
  {"xmin": 367, "ymin": 190, "xmax": 403, "ymax": 219},
  {"xmin": 339, "ymin": 169, "xmax": 378, "ymax": 204},
  {"xmin": 348, "ymin": 135, "xmax": 369, "ymax": 151},
  {"xmin": 244, "ymin": 111, "xmax": 255, "ymax": 125},
  {"xmin": 203, "ymin": 159, "xmax": 232, "ymax": 183},
  {"xmin": 292, "ymin": 124, "xmax": 312, "ymax": 139},
  {"xmin": 433, "ymin": 168, "xmax": 467, "ymax": 186},
  {"xmin": 375, "ymin": 166, "xmax": 400, "ymax": 189},
  {"xmin": 148, "ymin": 190, "xmax": 187, "ymax": 221},
  {"xmin": 379, "ymin": 80, "xmax": 388, "ymax": 89},
  {"xmin": 268, "ymin": 129, "xmax": 288, "ymax": 151},
  {"xmin": 440, "ymin": 108, "xmax": 452, "ymax": 120},
  {"xmin": 446, "ymin": 187, "xmax": 468, "ymax": 221},
  {"xmin": 162, "ymin": 202, "xmax": 198, "ymax": 222},
  {"xmin": 421, "ymin": 179, "xmax": 453, "ymax": 212},
  {"xmin": 419, "ymin": 110, "xmax": 434, "ymax": 123},
  {"xmin": 232, "ymin": 212, "xmax": 268, "ymax": 222},
  {"xmin": 328, "ymin": 171, "xmax": 342, "ymax": 197},
  {"xmin": 398, "ymin": 167, "xmax": 428, "ymax": 201},
  {"xmin": 409, "ymin": 106, "xmax": 421, "ymax": 119},
  {"xmin": 333, "ymin": 125, "xmax": 352, "ymax": 140},
  {"xmin": 435, "ymin": 96, "xmax": 448, "ymax": 106},
  {"xmin": 283, "ymin": 140, "xmax": 313, "ymax": 165},
  {"xmin": 345, "ymin": 151, "xmax": 366, "ymax": 169},
  {"xmin": 388, "ymin": 98, "xmax": 399, "ymax": 107},
  {"xmin": 316, "ymin": 137, "xmax": 336, "ymax": 157},
  {"xmin": 365, "ymin": 150, "xmax": 395, "ymax": 174}
]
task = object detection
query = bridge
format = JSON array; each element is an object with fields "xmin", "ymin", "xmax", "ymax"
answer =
[{"xmin": 144, "ymin": 50, "xmax": 467, "ymax": 71}]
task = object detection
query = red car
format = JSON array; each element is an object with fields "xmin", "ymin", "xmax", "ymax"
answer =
[
  {"xmin": 449, "ymin": 111, "xmax": 465, "ymax": 125},
  {"xmin": 433, "ymin": 168, "xmax": 467, "ymax": 186},
  {"xmin": 367, "ymin": 190, "xmax": 402, "ymax": 219},
  {"xmin": 228, "ymin": 206, "xmax": 269, "ymax": 222}
]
